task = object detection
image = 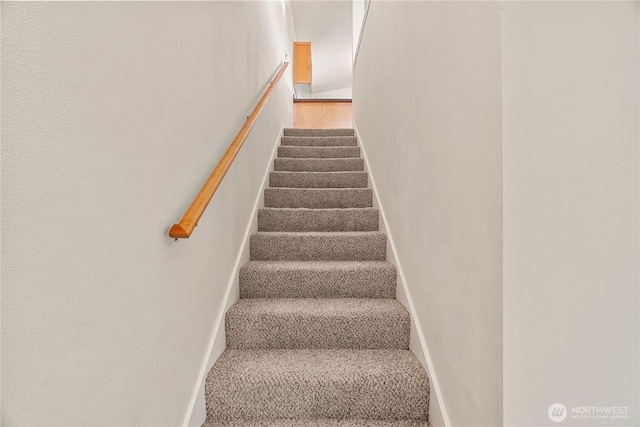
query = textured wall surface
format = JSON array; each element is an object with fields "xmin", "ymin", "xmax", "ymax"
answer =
[
  {"xmin": 355, "ymin": 1, "xmax": 639, "ymax": 426},
  {"xmin": 353, "ymin": 2, "xmax": 504, "ymax": 426},
  {"xmin": 502, "ymin": 2, "xmax": 639, "ymax": 425},
  {"xmin": 1, "ymin": 2, "xmax": 293, "ymax": 425}
]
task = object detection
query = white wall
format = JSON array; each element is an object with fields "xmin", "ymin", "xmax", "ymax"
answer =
[
  {"xmin": 352, "ymin": 0, "xmax": 370, "ymax": 65},
  {"xmin": 352, "ymin": 0, "xmax": 365, "ymax": 62},
  {"xmin": 292, "ymin": 0, "xmax": 352, "ymax": 96},
  {"xmin": 312, "ymin": 86, "xmax": 353, "ymax": 99},
  {"xmin": 353, "ymin": 2, "xmax": 504, "ymax": 426},
  {"xmin": 354, "ymin": 1, "xmax": 639, "ymax": 426},
  {"xmin": 502, "ymin": 2, "xmax": 639, "ymax": 426},
  {"xmin": 1, "ymin": 2, "xmax": 294, "ymax": 426}
]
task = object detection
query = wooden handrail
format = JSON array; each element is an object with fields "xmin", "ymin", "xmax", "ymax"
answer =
[{"xmin": 169, "ymin": 62, "xmax": 289, "ymax": 239}]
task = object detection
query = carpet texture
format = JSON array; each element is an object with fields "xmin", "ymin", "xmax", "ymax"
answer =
[
  {"xmin": 281, "ymin": 136, "xmax": 358, "ymax": 146},
  {"xmin": 205, "ymin": 420, "xmax": 430, "ymax": 427},
  {"xmin": 239, "ymin": 261, "xmax": 397, "ymax": 299},
  {"xmin": 273, "ymin": 158, "xmax": 364, "ymax": 172},
  {"xmin": 206, "ymin": 350, "xmax": 429, "ymax": 421},
  {"xmin": 250, "ymin": 231, "xmax": 387, "ymax": 261},
  {"xmin": 269, "ymin": 171, "xmax": 368, "ymax": 188},
  {"xmin": 257, "ymin": 208, "xmax": 379, "ymax": 232},
  {"xmin": 284, "ymin": 128, "xmax": 355, "ymax": 137},
  {"xmin": 225, "ymin": 298, "xmax": 410, "ymax": 350},
  {"xmin": 204, "ymin": 128, "xmax": 429, "ymax": 426},
  {"xmin": 278, "ymin": 146, "xmax": 361, "ymax": 158},
  {"xmin": 264, "ymin": 188, "xmax": 373, "ymax": 209}
]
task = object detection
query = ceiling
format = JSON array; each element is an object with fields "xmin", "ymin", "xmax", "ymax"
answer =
[{"xmin": 290, "ymin": 0, "xmax": 353, "ymax": 96}]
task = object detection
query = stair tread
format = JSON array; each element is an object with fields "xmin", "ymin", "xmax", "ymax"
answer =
[
  {"xmin": 264, "ymin": 188, "xmax": 373, "ymax": 209},
  {"xmin": 265, "ymin": 187, "xmax": 371, "ymax": 192},
  {"xmin": 206, "ymin": 349, "xmax": 429, "ymax": 421},
  {"xmin": 281, "ymin": 136, "xmax": 358, "ymax": 146},
  {"xmin": 270, "ymin": 171, "xmax": 366, "ymax": 175},
  {"xmin": 258, "ymin": 209, "xmax": 378, "ymax": 231},
  {"xmin": 209, "ymin": 348, "xmax": 424, "ymax": 376},
  {"xmin": 259, "ymin": 207, "xmax": 377, "ymax": 211},
  {"xmin": 204, "ymin": 419, "xmax": 429, "ymax": 426},
  {"xmin": 228, "ymin": 298, "xmax": 406, "ymax": 317},
  {"xmin": 250, "ymin": 232, "xmax": 387, "ymax": 261},
  {"xmin": 269, "ymin": 171, "xmax": 368, "ymax": 189},
  {"xmin": 273, "ymin": 157, "xmax": 364, "ymax": 160},
  {"xmin": 258, "ymin": 207, "xmax": 378, "ymax": 232},
  {"xmin": 253, "ymin": 231, "xmax": 384, "ymax": 236},
  {"xmin": 239, "ymin": 261, "xmax": 396, "ymax": 299},
  {"xmin": 226, "ymin": 299, "xmax": 409, "ymax": 350},
  {"xmin": 274, "ymin": 158, "xmax": 364, "ymax": 172},
  {"xmin": 241, "ymin": 259, "xmax": 395, "ymax": 271},
  {"xmin": 278, "ymin": 146, "xmax": 360, "ymax": 158},
  {"xmin": 284, "ymin": 128, "xmax": 355, "ymax": 137}
]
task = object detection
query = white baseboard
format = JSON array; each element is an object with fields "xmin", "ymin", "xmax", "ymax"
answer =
[
  {"xmin": 354, "ymin": 125, "xmax": 451, "ymax": 427},
  {"xmin": 182, "ymin": 126, "xmax": 284, "ymax": 427}
]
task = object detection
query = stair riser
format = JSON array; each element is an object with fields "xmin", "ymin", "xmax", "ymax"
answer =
[
  {"xmin": 278, "ymin": 146, "xmax": 360, "ymax": 158},
  {"xmin": 208, "ymin": 385, "xmax": 429, "ymax": 421},
  {"xmin": 264, "ymin": 188, "xmax": 373, "ymax": 209},
  {"xmin": 239, "ymin": 263, "xmax": 397, "ymax": 299},
  {"xmin": 206, "ymin": 350, "xmax": 430, "ymax": 421},
  {"xmin": 284, "ymin": 128, "xmax": 355, "ymax": 137},
  {"xmin": 225, "ymin": 309, "xmax": 410, "ymax": 350},
  {"xmin": 274, "ymin": 158, "xmax": 364, "ymax": 172},
  {"xmin": 281, "ymin": 136, "xmax": 358, "ymax": 146},
  {"xmin": 250, "ymin": 233, "xmax": 387, "ymax": 261},
  {"xmin": 269, "ymin": 172, "xmax": 368, "ymax": 189},
  {"xmin": 258, "ymin": 208, "xmax": 378, "ymax": 232}
]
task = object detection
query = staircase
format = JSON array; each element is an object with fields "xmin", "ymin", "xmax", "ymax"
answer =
[{"xmin": 204, "ymin": 128, "xmax": 430, "ymax": 427}]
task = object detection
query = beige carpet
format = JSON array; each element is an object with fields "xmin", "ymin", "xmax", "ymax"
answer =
[{"xmin": 204, "ymin": 128, "xmax": 430, "ymax": 426}]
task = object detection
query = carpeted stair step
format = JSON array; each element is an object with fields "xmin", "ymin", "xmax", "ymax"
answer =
[
  {"xmin": 205, "ymin": 349, "xmax": 430, "ymax": 422},
  {"xmin": 225, "ymin": 298, "xmax": 409, "ymax": 350},
  {"xmin": 258, "ymin": 208, "xmax": 378, "ymax": 232},
  {"xmin": 278, "ymin": 146, "xmax": 360, "ymax": 158},
  {"xmin": 239, "ymin": 261, "xmax": 396, "ymax": 299},
  {"xmin": 281, "ymin": 136, "xmax": 358, "ymax": 146},
  {"xmin": 250, "ymin": 231, "xmax": 386, "ymax": 261},
  {"xmin": 205, "ymin": 419, "xmax": 430, "ymax": 427},
  {"xmin": 273, "ymin": 158, "xmax": 364, "ymax": 172},
  {"xmin": 205, "ymin": 125, "xmax": 430, "ymax": 426},
  {"xmin": 284, "ymin": 128, "xmax": 355, "ymax": 137},
  {"xmin": 264, "ymin": 188, "xmax": 373, "ymax": 209},
  {"xmin": 269, "ymin": 171, "xmax": 368, "ymax": 189}
]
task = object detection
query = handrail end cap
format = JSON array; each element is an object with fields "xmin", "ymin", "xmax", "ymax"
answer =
[{"xmin": 169, "ymin": 224, "xmax": 190, "ymax": 239}]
